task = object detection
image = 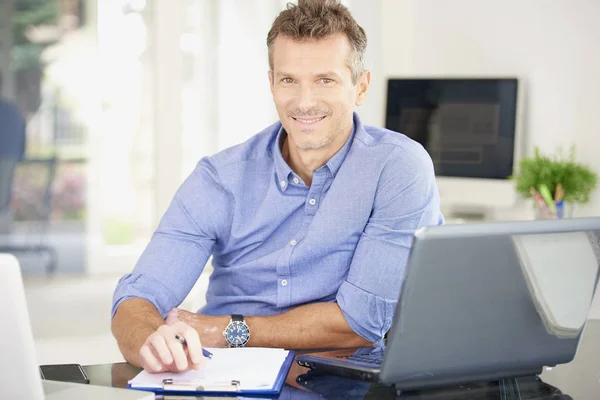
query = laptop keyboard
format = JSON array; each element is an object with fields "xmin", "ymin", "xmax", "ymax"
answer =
[{"xmin": 337, "ymin": 351, "xmax": 384, "ymax": 366}]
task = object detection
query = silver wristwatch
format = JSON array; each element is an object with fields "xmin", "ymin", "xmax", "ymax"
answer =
[{"xmin": 222, "ymin": 314, "xmax": 251, "ymax": 347}]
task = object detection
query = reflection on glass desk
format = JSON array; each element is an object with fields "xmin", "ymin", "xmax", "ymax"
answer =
[{"xmin": 84, "ymin": 320, "xmax": 600, "ymax": 399}]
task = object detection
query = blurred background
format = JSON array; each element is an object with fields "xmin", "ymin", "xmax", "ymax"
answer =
[{"xmin": 0, "ymin": 0, "xmax": 599, "ymax": 368}]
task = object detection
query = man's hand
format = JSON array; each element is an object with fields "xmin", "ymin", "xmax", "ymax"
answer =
[
  {"xmin": 165, "ymin": 308, "xmax": 191, "ymax": 326},
  {"xmin": 139, "ymin": 321, "xmax": 207, "ymax": 373},
  {"xmin": 166, "ymin": 308, "xmax": 229, "ymax": 347}
]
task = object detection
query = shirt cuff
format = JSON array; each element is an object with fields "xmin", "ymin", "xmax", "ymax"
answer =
[
  {"xmin": 111, "ymin": 273, "xmax": 180, "ymax": 319},
  {"xmin": 336, "ymin": 280, "xmax": 397, "ymax": 343}
]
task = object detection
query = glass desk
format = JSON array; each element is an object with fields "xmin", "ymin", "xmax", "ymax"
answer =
[{"xmin": 83, "ymin": 320, "xmax": 600, "ymax": 399}]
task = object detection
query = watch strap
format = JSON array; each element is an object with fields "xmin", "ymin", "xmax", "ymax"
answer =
[{"xmin": 232, "ymin": 314, "xmax": 244, "ymax": 323}]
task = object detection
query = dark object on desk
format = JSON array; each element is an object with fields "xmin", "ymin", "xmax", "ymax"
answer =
[
  {"xmin": 39, "ymin": 363, "xmax": 90, "ymax": 385},
  {"xmin": 297, "ymin": 218, "xmax": 600, "ymax": 393}
]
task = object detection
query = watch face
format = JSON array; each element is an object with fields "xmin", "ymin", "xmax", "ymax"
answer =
[{"xmin": 224, "ymin": 321, "xmax": 250, "ymax": 347}]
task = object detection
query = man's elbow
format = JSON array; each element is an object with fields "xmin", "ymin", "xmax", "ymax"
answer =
[
  {"xmin": 121, "ymin": 347, "xmax": 142, "ymax": 368},
  {"xmin": 344, "ymin": 333, "xmax": 373, "ymax": 348},
  {"xmin": 115, "ymin": 338, "xmax": 142, "ymax": 368},
  {"xmin": 337, "ymin": 306, "xmax": 387, "ymax": 347},
  {"xmin": 338, "ymin": 319, "xmax": 377, "ymax": 347}
]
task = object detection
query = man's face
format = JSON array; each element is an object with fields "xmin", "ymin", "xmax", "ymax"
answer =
[{"xmin": 269, "ymin": 33, "xmax": 369, "ymax": 151}]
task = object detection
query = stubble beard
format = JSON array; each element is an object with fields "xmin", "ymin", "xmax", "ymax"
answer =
[
  {"xmin": 289, "ymin": 114, "xmax": 347, "ymax": 151},
  {"xmin": 291, "ymin": 132, "xmax": 335, "ymax": 150}
]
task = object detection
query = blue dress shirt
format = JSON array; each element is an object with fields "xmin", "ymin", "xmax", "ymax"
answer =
[{"xmin": 112, "ymin": 112, "xmax": 444, "ymax": 342}]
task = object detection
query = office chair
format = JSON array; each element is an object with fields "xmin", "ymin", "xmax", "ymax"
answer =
[{"xmin": 0, "ymin": 157, "xmax": 58, "ymax": 274}]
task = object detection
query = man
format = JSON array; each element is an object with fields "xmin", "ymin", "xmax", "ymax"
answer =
[
  {"xmin": 0, "ymin": 71, "xmax": 26, "ymax": 234},
  {"xmin": 112, "ymin": 0, "xmax": 444, "ymax": 373}
]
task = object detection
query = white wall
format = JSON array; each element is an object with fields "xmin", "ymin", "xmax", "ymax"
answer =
[
  {"xmin": 346, "ymin": 0, "xmax": 384, "ymax": 127},
  {"xmin": 380, "ymin": 0, "xmax": 600, "ymax": 217},
  {"xmin": 216, "ymin": 0, "xmax": 280, "ymax": 151}
]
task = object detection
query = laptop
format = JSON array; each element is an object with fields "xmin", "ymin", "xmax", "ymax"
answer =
[
  {"xmin": 0, "ymin": 253, "xmax": 153, "ymax": 399},
  {"xmin": 296, "ymin": 218, "xmax": 600, "ymax": 392}
]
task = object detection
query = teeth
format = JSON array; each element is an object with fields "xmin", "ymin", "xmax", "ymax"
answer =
[{"xmin": 296, "ymin": 117, "xmax": 324, "ymax": 123}]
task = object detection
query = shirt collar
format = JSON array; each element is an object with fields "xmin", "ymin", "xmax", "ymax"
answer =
[
  {"xmin": 273, "ymin": 125, "xmax": 294, "ymax": 190},
  {"xmin": 273, "ymin": 112, "xmax": 364, "ymax": 190},
  {"xmin": 324, "ymin": 113, "xmax": 358, "ymax": 178}
]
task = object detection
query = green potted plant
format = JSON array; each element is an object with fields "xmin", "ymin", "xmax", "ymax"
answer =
[{"xmin": 513, "ymin": 146, "xmax": 597, "ymax": 219}]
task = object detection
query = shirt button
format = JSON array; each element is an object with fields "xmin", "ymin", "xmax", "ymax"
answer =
[
  {"xmin": 289, "ymin": 239, "xmax": 297, "ymax": 246},
  {"xmin": 309, "ymin": 198, "xmax": 316, "ymax": 206},
  {"xmin": 281, "ymin": 279, "xmax": 288, "ymax": 287},
  {"xmin": 280, "ymin": 180, "xmax": 286, "ymax": 188},
  {"xmin": 293, "ymin": 177, "xmax": 299, "ymax": 184}
]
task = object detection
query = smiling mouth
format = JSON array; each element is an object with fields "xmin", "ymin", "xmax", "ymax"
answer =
[{"xmin": 292, "ymin": 116, "xmax": 326, "ymax": 124}]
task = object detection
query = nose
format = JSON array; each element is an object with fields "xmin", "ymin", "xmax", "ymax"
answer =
[{"xmin": 297, "ymin": 84, "xmax": 318, "ymax": 109}]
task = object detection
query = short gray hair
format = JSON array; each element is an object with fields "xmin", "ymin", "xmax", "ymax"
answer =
[{"xmin": 267, "ymin": 0, "xmax": 367, "ymax": 83}]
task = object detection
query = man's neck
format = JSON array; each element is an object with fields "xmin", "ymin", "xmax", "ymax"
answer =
[{"xmin": 282, "ymin": 127, "xmax": 352, "ymax": 186}]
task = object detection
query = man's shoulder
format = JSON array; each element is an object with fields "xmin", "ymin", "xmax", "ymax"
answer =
[
  {"xmin": 354, "ymin": 124, "xmax": 436, "ymax": 187},
  {"xmin": 357, "ymin": 124, "xmax": 430, "ymax": 164},
  {"xmin": 359, "ymin": 125, "xmax": 422, "ymax": 151},
  {"xmin": 208, "ymin": 121, "xmax": 281, "ymax": 170}
]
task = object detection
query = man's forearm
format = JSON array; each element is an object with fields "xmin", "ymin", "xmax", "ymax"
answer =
[
  {"xmin": 246, "ymin": 302, "xmax": 372, "ymax": 349},
  {"xmin": 179, "ymin": 302, "xmax": 373, "ymax": 349},
  {"xmin": 111, "ymin": 298, "xmax": 165, "ymax": 367}
]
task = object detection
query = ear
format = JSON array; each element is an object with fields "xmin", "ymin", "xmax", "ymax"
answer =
[
  {"xmin": 354, "ymin": 70, "xmax": 371, "ymax": 106},
  {"xmin": 268, "ymin": 70, "xmax": 274, "ymax": 94}
]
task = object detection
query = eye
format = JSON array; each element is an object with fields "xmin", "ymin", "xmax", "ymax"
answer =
[
  {"xmin": 319, "ymin": 78, "xmax": 334, "ymax": 84},
  {"xmin": 281, "ymin": 77, "xmax": 295, "ymax": 84}
]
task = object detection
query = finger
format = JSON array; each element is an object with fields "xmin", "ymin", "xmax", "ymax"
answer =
[
  {"xmin": 181, "ymin": 348, "xmax": 202, "ymax": 370},
  {"xmin": 148, "ymin": 333, "xmax": 174, "ymax": 366},
  {"xmin": 172, "ymin": 322, "xmax": 206, "ymax": 370},
  {"xmin": 150, "ymin": 345, "xmax": 175, "ymax": 372},
  {"xmin": 163, "ymin": 335, "xmax": 188, "ymax": 371},
  {"xmin": 151, "ymin": 345, "xmax": 180, "ymax": 373},
  {"xmin": 175, "ymin": 324, "xmax": 204, "ymax": 367},
  {"xmin": 139, "ymin": 344, "xmax": 162, "ymax": 372}
]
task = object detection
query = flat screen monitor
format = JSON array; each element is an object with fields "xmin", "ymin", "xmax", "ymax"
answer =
[{"xmin": 385, "ymin": 78, "xmax": 518, "ymax": 180}]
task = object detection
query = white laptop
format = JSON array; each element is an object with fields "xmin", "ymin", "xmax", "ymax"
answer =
[{"xmin": 0, "ymin": 253, "xmax": 153, "ymax": 399}]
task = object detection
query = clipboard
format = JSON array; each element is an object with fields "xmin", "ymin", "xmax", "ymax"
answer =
[{"xmin": 127, "ymin": 350, "xmax": 295, "ymax": 397}]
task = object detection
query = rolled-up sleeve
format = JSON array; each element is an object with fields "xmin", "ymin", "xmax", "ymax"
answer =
[
  {"xmin": 111, "ymin": 158, "xmax": 232, "ymax": 319},
  {"xmin": 336, "ymin": 145, "xmax": 444, "ymax": 342}
]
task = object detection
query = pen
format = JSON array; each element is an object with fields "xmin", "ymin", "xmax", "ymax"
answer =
[
  {"xmin": 556, "ymin": 200, "xmax": 564, "ymax": 219},
  {"xmin": 175, "ymin": 335, "xmax": 213, "ymax": 359},
  {"xmin": 530, "ymin": 187, "xmax": 553, "ymax": 218}
]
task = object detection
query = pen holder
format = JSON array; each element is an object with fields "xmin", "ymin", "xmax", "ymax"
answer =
[{"xmin": 533, "ymin": 201, "xmax": 574, "ymax": 220}]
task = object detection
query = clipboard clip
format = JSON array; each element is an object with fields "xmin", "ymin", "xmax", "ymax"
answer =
[{"xmin": 162, "ymin": 378, "xmax": 241, "ymax": 392}]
